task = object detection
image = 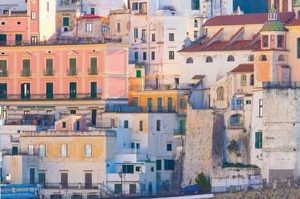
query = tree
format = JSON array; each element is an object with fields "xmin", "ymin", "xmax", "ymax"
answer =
[{"xmin": 195, "ymin": 172, "xmax": 211, "ymax": 189}]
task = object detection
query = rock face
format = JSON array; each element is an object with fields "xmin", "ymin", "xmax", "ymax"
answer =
[{"xmin": 182, "ymin": 107, "xmax": 215, "ymax": 186}]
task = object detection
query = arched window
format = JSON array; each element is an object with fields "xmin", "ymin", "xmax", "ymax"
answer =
[
  {"xmin": 248, "ymin": 54, "xmax": 254, "ymax": 62},
  {"xmin": 259, "ymin": 54, "xmax": 267, "ymax": 61},
  {"xmin": 206, "ymin": 56, "xmax": 213, "ymax": 63},
  {"xmin": 240, "ymin": 74, "xmax": 247, "ymax": 86},
  {"xmin": 250, "ymin": 74, "xmax": 254, "ymax": 86},
  {"xmin": 227, "ymin": 55, "xmax": 235, "ymax": 62},
  {"xmin": 186, "ymin": 57, "xmax": 193, "ymax": 64},
  {"xmin": 216, "ymin": 86, "xmax": 224, "ymax": 101},
  {"xmin": 278, "ymin": 54, "xmax": 286, "ymax": 62}
]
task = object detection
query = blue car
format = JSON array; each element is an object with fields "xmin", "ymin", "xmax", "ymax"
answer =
[{"xmin": 180, "ymin": 184, "xmax": 201, "ymax": 195}]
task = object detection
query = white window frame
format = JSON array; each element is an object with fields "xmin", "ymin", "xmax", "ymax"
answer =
[
  {"xmin": 85, "ymin": 23, "xmax": 93, "ymax": 32},
  {"xmin": 28, "ymin": 144, "xmax": 34, "ymax": 155},
  {"xmin": 85, "ymin": 144, "xmax": 92, "ymax": 157},
  {"xmin": 61, "ymin": 144, "xmax": 68, "ymax": 157},
  {"xmin": 39, "ymin": 144, "xmax": 46, "ymax": 157}
]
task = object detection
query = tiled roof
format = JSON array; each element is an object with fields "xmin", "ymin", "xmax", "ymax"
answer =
[
  {"xmin": 179, "ymin": 39, "xmax": 261, "ymax": 52},
  {"xmin": 230, "ymin": 64, "xmax": 254, "ymax": 73},
  {"xmin": 288, "ymin": 19, "xmax": 300, "ymax": 26},
  {"xmin": 203, "ymin": 12, "xmax": 295, "ymax": 26}
]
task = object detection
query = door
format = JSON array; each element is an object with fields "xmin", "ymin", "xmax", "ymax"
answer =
[
  {"xmin": 85, "ymin": 173, "xmax": 92, "ymax": 189},
  {"xmin": 15, "ymin": 34, "xmax": 22, "ymax": 45},
  {"xmin": 21, "ymin": 83, "xmax": 30, "ymax": 99},
  {"xmin": 69, "ymin": 82, "xmax": 77, "ymax": 99},
  {"xmin": 0, "ymin": 83, "xmax": 7, "ymax": 99},
  {"xmin": 61, "ymin": 173, "xmax": 68, "ymax": 188},
  {"xmin": 0, "ymin": 34, "xmax": 7, "ymax": 45},
  {"xmin": 90, "ymin": 82, "xmax": 97, "ymax": 98},
  {"xmin": 91, "ymin": 109, "xmax": 97, "ymax": 126},
  {"xmin": 12, "ymin": 146, "xmax": 18, "ymax": 155},
  {"xmin": 46, "ymin": 83, "xmax": 53, "ymax": 99},
  {"xmin": 30, "ymin": 168, "xmax": 35, "ymax": 184},
  {"xmin": 63, "ymin": 17, "xmax": 69, "ymax": 27}
]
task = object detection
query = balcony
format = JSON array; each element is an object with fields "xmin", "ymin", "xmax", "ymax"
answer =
[
  {"xmin": 0, "ymin": 69, "xmax": 8, "ymax": 77},
  {"xmin": 67, "ymin": 68, "xmax": 77, "ymax": 76},
  {"xmin": 2, "ymin": 148, "xmax": 39, "ymax": 156},
  {"xmin": 88, "ymin": 67, "xmax": 98, "ymax": 75},
  {"xmin": 21, "ymin": 70, "xmax": 31, "ymax": 77},
  {"xmin": 174, "ymin": 128, "xmax": 186, "ymax": 135},
  {"xmin": 130, "ymin": 83, "xmax": 191, "ymax": 91},
  {"xmin": 44, "ymin": 69, "xmax": 54, "ymax": 76},
  {"xmin": 41, "ymin": 183, "xmax": 99, "ymax": 190},
  {"xmin": 105, "ymin": 104, "xmax": 176, "ymax": 113},
  {"xmin": 0, "ymin": 93, "xmax": 101, "ymax": 101}
]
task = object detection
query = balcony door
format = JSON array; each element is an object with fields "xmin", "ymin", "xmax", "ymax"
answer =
[
  {"xmin": 0, "ymin": 83, "xmax": 7, "ymax": 99},
  {"xmin": 85, "ymin": 173, "xmax": 92, "ymax": 188},
  {"xmin": 21, "ymin": 83, "xmax": 30, "ymax": 99},
  {"xmin": 90, "ymin": 82, "xmax": 97, "ymax": 98},
  {"xmin": 46, "ymin": 83, "xmax": 53, "ymax": 99},
  {"xmin": 69, "ymin": 82, "xmax": 77, "ymax": 99}
]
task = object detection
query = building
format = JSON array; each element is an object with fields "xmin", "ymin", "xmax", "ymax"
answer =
[
  {"xmin": 0, "ymin": 0, "xmax": 56, "ymax": 45},
  {"xmin": 0, "ymin": 43, "xmax": 129, "ymax": 125}
]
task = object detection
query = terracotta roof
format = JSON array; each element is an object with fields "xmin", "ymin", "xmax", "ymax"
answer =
[
  {"xmin": 179, "ymin": 39, "xmax": 261, "ymax": 52},
  {"xmin": 203, "ymin": 12, "xmax": 295, "ymax": 26},
  {"xmin": 230, "ymin": 64, "xmax": 254, "ymax": 73},
  {"xmin": 288, "ymin": 19, "xmax": 300, "ymax": 26}
]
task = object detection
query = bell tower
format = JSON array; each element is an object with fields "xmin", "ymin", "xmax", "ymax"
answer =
[{"xmin": 268, "ymin": 0, "xmax": 292, "ymax": 12}]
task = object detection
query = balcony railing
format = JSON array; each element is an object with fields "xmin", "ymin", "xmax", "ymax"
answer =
[
  {"xmin": 67, "ymin": 69, "xmax": 77, "ymax": 76},
  {"xmin": 130, "ymin": 83, "xmax": 191, "ymax": 91},
  {"xmin": 105, "ymin": 105, "xmax": 176, "ymax": 113},
  {"xmin": 0, "ymin": 93, "xmax": 101, "ymax": 101},
  {"xmin": 0, "ymin": 69, "xmax": 8, "ymax": 77},
  {"xmin": 44, "ymin": 69, "xmax": 54, "ymax": 76},
  {"xmin": 2, "ymin": 148, "xmax": 40, "ymax": 156},
  {"xmin": 88, "ymin": 68, "xmax": 98, "ymax": 75},
  {"xmin": 21, "ymin": 70, "xmax": 31, "ymax": 76},
  {"xmin": 41, "ymin": 183, "xmax": 99, "ymax": 190},
  {"xmin": 174, "ymin": 128, "xmax": 186, "ymax": 135}
]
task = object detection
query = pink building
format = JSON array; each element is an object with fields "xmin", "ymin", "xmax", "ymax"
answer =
[
  {"xmin": 0, "ymin": 43, "xmax": 129, "ymax": 125},
  {"xmin": 0, "ymin": 0, "xmax": 56, "ymax": 45}
]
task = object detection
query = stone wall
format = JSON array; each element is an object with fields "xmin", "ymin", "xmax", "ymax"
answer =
[{"xmin": 182, "ymin": 106, "xmax": 214, "ymax": 186}]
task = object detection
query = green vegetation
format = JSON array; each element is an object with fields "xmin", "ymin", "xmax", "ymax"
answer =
[{"xmin": 195, "ymin": 172, "xmax": 211, "ymax": 189}]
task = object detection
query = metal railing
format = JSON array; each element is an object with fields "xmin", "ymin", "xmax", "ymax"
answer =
[
  {"xmin": 42, "ymin": 183, "xmax": 99, "ymax": 190},
  {"xmin": 20, "ymin": 70, "xmax": 31, "ymax": 76},
  {"xmin": 130, "ymin": 83, "xmax": 191, "ymax": 91},
  {"xmin": 67, "ymin": 68, "xmax": 77, "ymax": 76},
  {"xmin": 105, "ymin": 105, "xmax": 176, "ymax": 113},
  {"xmin": 44, "ymin": 69, "xmax": 54, "ymax": 76},
  {"xmin": 88, "ymin": 68, "xmax": 98, "ymax": 75},
  {"xmin": 0, "ymin": 93, "xmax": 101, "ymax": 101}
]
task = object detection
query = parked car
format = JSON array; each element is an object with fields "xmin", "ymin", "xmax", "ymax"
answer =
[{"xmin": 180, "ymin": 184, "xmax": 201, "ymax": 195}]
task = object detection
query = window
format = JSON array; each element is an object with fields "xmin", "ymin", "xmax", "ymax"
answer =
[
  {"xmin": 186, "ymin": 57, "xmax": 193, "ymax": 63},
  {"xmin": 152, "ymin": 34, "xmax": 156, "ymax": 42},
  {"xmin": 133, "ymin": 97, "xmax": 139, "ymax": 107},
  {"xmin": 169, "ymin": 33, "xmax": 174, "ymax": 41},
  {"xmin": 167, "ymin": 143, "xmax": 172, "ymax": 151},
  {"xmin": 227, "ymin": 55, "xmax": 235, "ymax": 62},
  {"xmin": 250, "ymin": 74, "xmax": 254, "ymax": 86},
  {"xmin": 141, "ymin": 29, "xmax": 146, "ymax": 42},
  {"xmin": 46, "ymin": 2, "xmax": 49, "ymax": 12},
  {"xmin": 156, "ymin": 160, "xmax": 161, "ymax": 170},
  {"xmin": 191, "ymin": 0, "xmax": 200, "ymax": 10},
  {"xmin": 169, "ymin": 51, "xmax": 175, "ymax": 60},
  {"xmin": 147, "ymin": 98, "xmax": 153, "ymax": 112},
  {"xmin": 277, "ymin": 35, "xmax": 284, "ymax": 48},
  {"xmin": 114, "ymin": 184, "xmax": 122, "ymax": 194},
  {"xmin": 22, "ymin": 59, "xmax": 31, "ymax": 76},
  {"xmin": 194, "ymin": 31, "xmax": 198, "ymax": 39},
  {"xmin": 132, "ymin": 2, "xmax": 138, "ymax": 10},
  {"xmin": 298, "ymin": 38, "xmax": 300, "ymax": 58},
  {"xmin": 122, "ymin": 165, "xmax": 134, "ymax": 173},
  {"xmin": 61, "ymin": 173, "xmax": 68, "ymax": 188},
  {"xmin": 0, "ymin": 60, "xmax": 7, "ymax": 77},
  {"xmin": 139, "ymin": 121, "xmax": 143, "ymax": 131},
  {"xmin": 28, "ymin": 144, "xmax": 34, "ymax": 155},
  {"xmin": 39, "ymin": 144, "xmax": 46, "ymax": 157},
  {"xmin": 157, "ymin": 98, "xmax": 163, "ymax": 111},
  {"xmin": 116, "ymin": 22, "xmax": 121, "ymax": 32},
  {"xmin": 136, "ymin": 70, "xmax": 141, "ymax": 78},
  {"xmin": 85, "ymin": 23, "xmax": 93, "ymax": 32},
  {"xmin": 259, "ymin": 54, "xmax": 267, "ymax": 61},
  {"xmin": 69, "ymin": 58, "xmax": 76, "ymax": 75},
  {"xmin": 156, "ymin": 120, "xmax": 161, "ymax": 131},
  {"xmin": 31, "ymin": 11, "xmax": 36, "ymax": 20},
  {"xmin": 255, "ymin": 132, "xmax": 263, "ymax": 149},
  {"xmin": 143, "ymin": 52, "xmax": 147, "ymax": 61},
  {"xmin": 241, "ymin": 74, "xmax": 247, "ymax": 86},
  {"xmin": 216, "ymin": 86, "xmax": 224, "ymax": 101},
  {"xmin": 278, "ymin": 54, "xmax": 286, "ymax": 62},
  {"xmin": 91, "ymin": 7, "xmax": 95, "ymax": 15},
  {"xmin": 230, "ymin": 114, "xmax": 243, "ymax": 128},
  {"xmin": 134, "ymin": 28, "xmax": 138, "ymax": 39},
  {"xmin": 85, "ymin": 144, "xmax": 92, "ymax": 157},
  {"xmin": 167, "ymin": 97, "xmax": 173, "ymax": 112},
  {"xmin": 21, "ymin": 83, "xmax": 30, "ymax": 99},
  {"xmin": 164, "ymin": 159, "xmax": 175, "ymax": 170},
  {"xmin": 248, "ymin": 54, "xmax": 254, "ymax": 62},
  {"xmin": 101, "ymin": 26, "xmax": 107, "ymax": 33},
  {"xmin": 246, "ymin": 100, "xmax": 251, "ymax": 104},
  {"xmin": 151, "ymin": 51, "xmax": 155, "ymax": 60},
  {"xmin": 45, "ymin": 58, "xmax": 53, "ymax": 76},
  {"xmin": 259, "ymin": 99, "xmax": 263, "ymax": 118},
  {"xmin": 90, "ymin": 57, "xmax": 97, "ymax": 75},
  {"xmin": 206, "ymin": 56, "xmax": 213, "ymax": 63},
  {"xmin": 63, "ymin": 16, "xmax": 69, "ymax": 26},
  {"xmin": 61, "ymin": 144, "xmax": 68, "ymax": 157},
  {"xmin": 39, "ymin": 173, "xmax": 46, "ymax": 187},
  {"xmin": 124, "ymin": 120, "xmax": 129, "ymax": 128},
  {"xmin": 0, "ymin": 83, "xmax": 7, "ymax": 99},
  {"xmin": 70, "ymin": 110, "xmax": 76, "ymax": 114},
  {"xmin": 262, "ymin": 35, "xmax": 269, "ymax": 48},
  {"xmin": 134, "ymin": 52, "xmax": 138, "ymax": 61},
  {"xmin": 62, "ymin": 122, "xmax": 66, "ymax": 128},
  {"xmin": 30, "ymin": 168, "xmax": 35, "ymax": 184},
  {"xmin": 131, "ymin": 142, "xmax": 135, "ymax": 149}
]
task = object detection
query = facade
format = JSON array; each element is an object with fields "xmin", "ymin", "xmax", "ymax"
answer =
[
  {"xmin": 0, "ymin": 43, "xmax": 129, "ymax": 124},
  {"xmin": 0, "ymin": 0, "xmax": 56, "ymax": 45}
]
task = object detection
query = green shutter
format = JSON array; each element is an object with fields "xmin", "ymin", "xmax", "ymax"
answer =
[
  {"xmin": 255, "ymin": 132, "xmax": 262, "ymax": 149},
  {"xmin": 63, "ymin": 17, "xmax": 69, "ymax": 26},
  {"xmin": 136, "ymin": 70, "xmax": 141, "ymax": 78},
  {"xmin": 156, "ymin": 160, "xmax": 161, "ymax": 170}
]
